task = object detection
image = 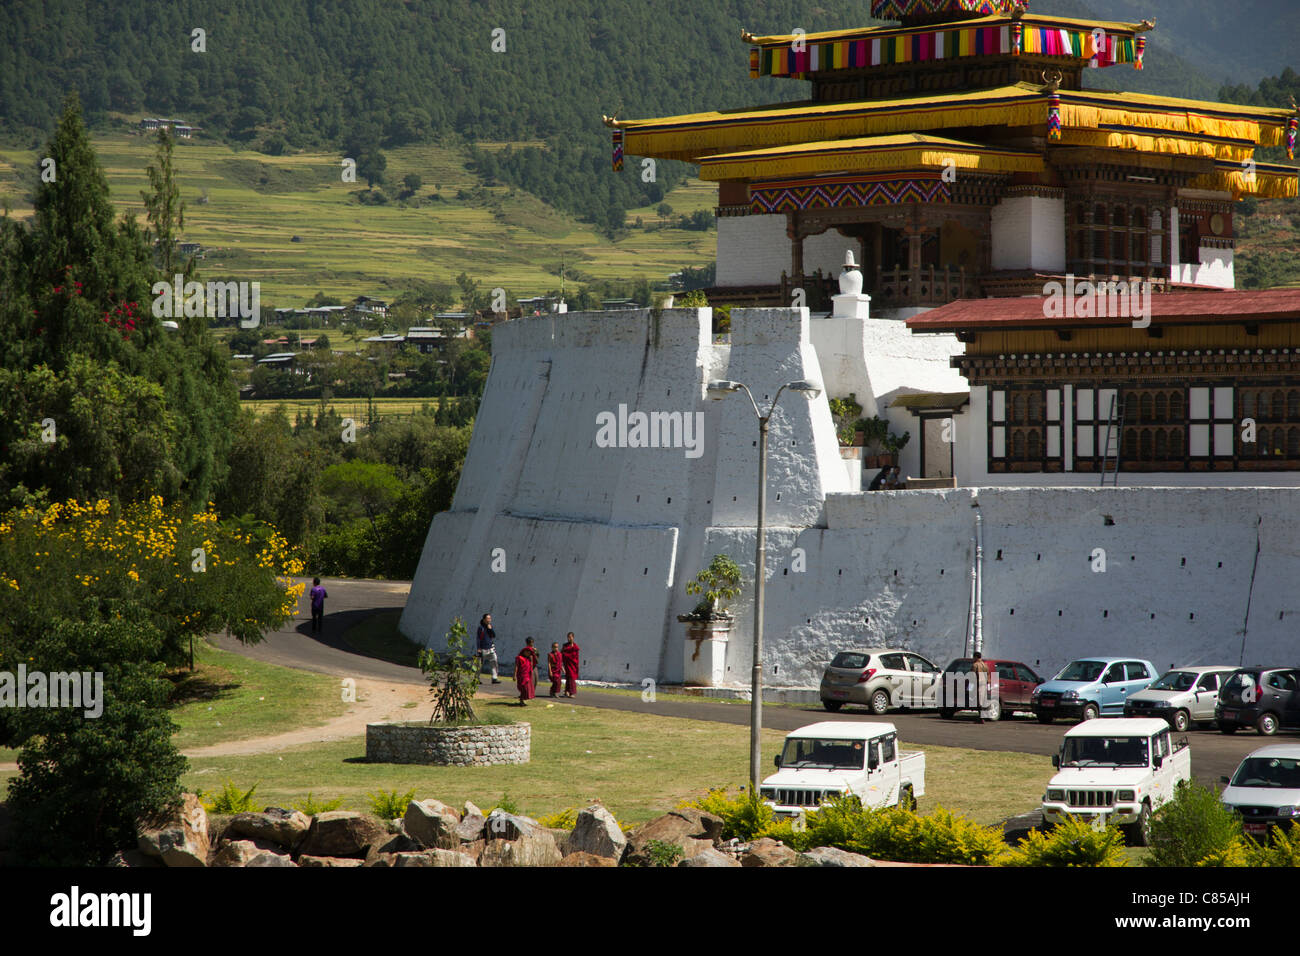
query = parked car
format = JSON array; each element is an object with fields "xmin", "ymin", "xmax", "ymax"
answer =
[
  {"xmin": 1215, "ymin": 667, "xmax": 1300, "ymax": 736},
  {"xmin": 762, "ymin": 721, "xmax": 925, "ymax": 818},
  {"xmin": 1032, "ymin": 656, "xmax": 1158, "ymax": 723},
  {"xmin": 1219, "ymin": 744, "xmax": 1300, "ymax": 839},
  {"xmin": 1041, "ymin": 717, "xmax": 1191, "ymax": 846},
  {"xmin": 937, "ymin": 657, "xmax": 1043, "ymax": 721},
  {"xmin": 1123, "ymin": 665, "xmax": 1238, "ymax": 732},
  {"xmin": 820, "ymin": 648, "xmax": 942, "ymax": 715}
]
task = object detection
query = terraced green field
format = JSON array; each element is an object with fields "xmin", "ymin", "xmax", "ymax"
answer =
[{"xmin": 0, "ymin": 132, "xmax": 715, "ymax": 305}]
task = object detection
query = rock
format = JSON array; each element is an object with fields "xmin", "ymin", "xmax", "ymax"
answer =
[
  {"xmin": 107, "ymin": 849, "xmax": 164, "ymax": 868},
  {"xmin": 213, "ymin": 839, "xmax": 291, "ymax": 867},
  {"xmin": 455, "ymin": 813, "xmax": 487, "ymax": 843},
  {"xmin": 228, "ymin": 808, "xmax": 311, "ymax": 850},
  {"xmin": 298, "ymin": 855, "xmax": 365, "ymax": 867},
  {"xmin": 463, "ymin": 800, "xmax": 483, "ymax": 819},
  {"xmin": 478, "ymin": 829, "xmax": 563, "ymax": 867},
  {"xmin": 393, "ymin": 849, "xmax": 478, "ymax": 867},
  {"xmin": 459, "ymin": 839, "xmax": 486, "ymax": 863},
  {"xmin": 484, "ymin": 809, "xmax": 542, "ymax": 841},
  {"xmin": 679, "ymin": 847, "xmax": 742, "ymax": 867},
  {"xmin": 246, "ymin": 851, "xmax": 297, "ymax": 867},
  {"xmin": 740, "ymin": 837, "xmax": 798, "ymax": 867},
  {"xmin": 137, "ymin": 794, "xmax": 210, "ymax": 867},
  {"xmin": 624, "ymin": 809, "xmax": 722, "ymax": 866},
  {"xmin": 364, "ymin": 833, "xmax": 421, "ymax": 866},
  {"xmin": 404, "ymin": 799, "xmax": 461, "ymax": 849},
  {"xmin": 297, "ymin": 811, "xmax": 389, "ymax": 859},
  {"xmin": 565, "ymin": 804, "xmax": 627, "ymax": 862},
  {"xmin": 559, "ymin": 851, "xmax": 618, "ymax": 867},
  {"xmin": 796, "ymin": 846, "xmax": 874, "ymax": 867}
]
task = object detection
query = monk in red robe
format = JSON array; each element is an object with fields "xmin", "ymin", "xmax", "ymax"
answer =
[
  {"xmin": 561, "ymin": 632, "xmax": 580, "ymax": 697},
  {"xmin": 515, "ymin": 638, "xmax": 537, "ymax": 704},
  {"xmin": 547, "ymin": 642, "xmax": 563, "ymax": 697}
]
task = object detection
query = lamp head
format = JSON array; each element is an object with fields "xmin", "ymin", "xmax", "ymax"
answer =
[
  {"xmin": 788, "ymin": 379, "xmax": 822, "ymax": 400},
  {"xmin": 707, "ymin": 379, "xmax": 743, "ymax": 400}
]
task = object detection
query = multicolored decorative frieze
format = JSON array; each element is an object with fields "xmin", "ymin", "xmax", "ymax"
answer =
[
  {"xmin": 871, "ymin": 0, "xmax": 1026, "ymax": 18},
  {"xmin": 750, "ymin": 25, "xmax": 1139, "ymax": 78},
  {"xmin": 748, "ymin": 174, "xmax": 951, "ymax": 213},
  {"xmin": 612, "ymin": 130, "xmax": 624, "ymax": 171}
]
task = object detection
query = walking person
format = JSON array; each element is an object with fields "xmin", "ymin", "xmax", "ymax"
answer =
[
  {"xmin": 561, "ymin": 632, "xmax": 581, "ymax": 698},
  {"xmin": 547, "ymin": 642, "xmax": 563, "ymax": 698},
  {"xmin": 477, "ymin": 613, "xmax": 501, "ymax": 684},
  {"xmin": 515, "ymin": 638, "xmax": 537, "ymax": 705},
  {"xmin": 309, "ymin": 577, "xmax": 328, "ymax": 634},
  {"xmin": 527, "ymin": 639, "xmax": 540, "ymax": 695},
  {"xmin": 972, "ymin": 652, "xmax": 992, "ymax": 724}
]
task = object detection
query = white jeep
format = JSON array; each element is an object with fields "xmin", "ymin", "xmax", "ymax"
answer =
[
  {"xmin": 1041, "ymin": 717, "xmax": 1191, "ymax": 846},
  {"xmin": 760, "ymin": 721, "xmax": 926, "ymax": 818}
]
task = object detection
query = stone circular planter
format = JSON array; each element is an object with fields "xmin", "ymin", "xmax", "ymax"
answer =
[{"xmin": 365, "ymin": 721, "xmax": 530, "ymax": 766}]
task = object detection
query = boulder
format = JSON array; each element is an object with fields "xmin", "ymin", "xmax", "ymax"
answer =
[
  {"xmin": 484, "ymin": 809, "xmax": 542, "ymax": 841},
  {"xmin": 679, "ymin": 847, "xmax": 742, "ymax": 867},
  {"xmin": 228, "ymin": 808, "xmax": 311, "ymax": 850},
  {"xmin": 213, "ymin": 839, "xmax": 291, "ymax": 867},
  {"xmin": 624, "ymin": 809, "xmax": 722, "ymax": 866},
  {"xmin": 558, "ymin": 851, "xmax": 618, "ymax": 867},
  {"xmin": 404, "ymin": 799, "xmax": 461, "ymax": 850},
  {"xmin": 298, "ymin": 855, "xmax": 365, "ymax": 867},
  {"xmin": 740, "ymin": 837, "xmax": 798, "ymax": 868},
  {"xmin": 796, "ymin": 846, "xmax": 874, "ymax": 867},
  {"xmin": 246, "ymin": 851, "xmax": 297, "ymax": 867},
  {"xmin": 565, "ymin": 805, "xmax": 626, "ymax": 862},
  {"xmin": 478, "ymin": 829, "xmax": 563, "ymax": 867},
  {"xmin": 463, "ymin": 800, "xmax": 483, "ymax": 819},
  {"xmin": 455, "ymin": 813, "xmax": 487, "ymax": 843},
  {"xmin": 364, "ymin": 833, "xmax": 422, "ymax": 866},
  {"xmin": 459, "ymin": 839, "xmax": 486, "ymax": 863},
  {"xmin": 107, "ymin": 849, "xmax": 164, "ymax": 868},
  {"xmin": 297, "ymin": 811, "xmax": 389, "ymax": 859},
  {"xmin": 392, "ymin": 849, "xmax": 478, "ymax": 867},
  {"xmin": 137, "ymin": 793, "xmax": 210, "ymax": 867}
]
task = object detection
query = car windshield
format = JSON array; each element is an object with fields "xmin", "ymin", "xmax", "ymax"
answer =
[
  {"xmin": 1060, "ymin": 736, "xmax": 1149, "ymax": 768},
  {"xmin": 780, "ymin": 737, "xmax": 867, "ymax": 771},
  {"xmin": 1230, "ymin": 757, "xmax": 1300, "ymax": 789},
  {"xmin": 1056, "ymin": 660, "xmax": 1105, "ymax": 682},
  {"xmin": 1151, "ymin": 671, "xmax": 1197, "ymax": 691},
  {"xmin": 830, "ymin": 653, "xmax": 869, "ymax": 670}
]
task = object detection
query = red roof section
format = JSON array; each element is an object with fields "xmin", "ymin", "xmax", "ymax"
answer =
[{"xmin": 907, "ymin": 288, "xmax": 1300, "ymax": 332}]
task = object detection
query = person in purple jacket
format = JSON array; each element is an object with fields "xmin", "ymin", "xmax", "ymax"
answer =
[{"xmin": 309, "ymin": 577, "xmax": 328, "ymax": 633}]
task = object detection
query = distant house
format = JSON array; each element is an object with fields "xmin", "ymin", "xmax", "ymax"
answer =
[
  {"xmin": 261, "ymin": 337, "xmax": 290, "ymax": 348},
  {"xmin": 298, "ymin": 337, "xmax": 319, "ymax": 349},
  {"xmin": 257, "ymin": 352, "xmax": 297, "ymax": 368},
  {"xmin": 517, "ymin": 295, "xmax": 565, "ymax": 315},
  {"xmin": 353, "ymin": 296, "xmax": 389, "ymax": 318},
  {"xmin": 363, "ymin": 333, "xmax": 405, "ymax": 350},
  {"xmin": 404, "ymin": 326, "xmax": 472, "ymax": 354},
  {"xmin": 601, "ymin": 298, "xmax": 639, "ymax": 310},
  {"xmin": 139, "ymin": 118, "xmax": 202, "ymax": 138}
]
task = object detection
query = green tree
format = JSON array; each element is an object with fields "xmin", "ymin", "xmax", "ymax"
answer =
[
  {"xmin": 320, "ymin": 459, "xmax": 404, "ymax": 534},
  {"xmin": 141, "ymin": 126, "xmax": 185, "ymax": 274}
]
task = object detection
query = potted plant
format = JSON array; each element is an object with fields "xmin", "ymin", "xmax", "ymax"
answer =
[
  {"xmin": 856, "ymin": 416, "xmax": 909, "ymax": 467},
  {"xmin": 678, "ymin": 555, "xmax": 743, "ymax": 686},
  {"xmin": 828, "ymin": 395, "xmax": 863, "ymax": 447}
]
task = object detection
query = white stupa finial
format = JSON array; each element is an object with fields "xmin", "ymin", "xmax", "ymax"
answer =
[{"xmin": 844, "ymin": 250, "xmax": 859, "ymax": 269}]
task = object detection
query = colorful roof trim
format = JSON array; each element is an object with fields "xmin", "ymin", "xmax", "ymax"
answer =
[
  {"xmin": 1189, "ymin": 160, "xmax": 1299, "ymax": 200},
  {"xmin": 697, "ymin": 133, "xmax": 1044, "ymax": 180},
  {"xmin": 872, "ymin": 0, "xmax": 1026, "ymax": 20},
  {"xmin": 618, "ymin": 85, "xmax": 1292, "ymax": 161}
]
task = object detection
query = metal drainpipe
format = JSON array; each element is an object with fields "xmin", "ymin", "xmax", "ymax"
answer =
[{"xmin": 973, "ymin": 497, "xmax": 984, "ymax": 656}]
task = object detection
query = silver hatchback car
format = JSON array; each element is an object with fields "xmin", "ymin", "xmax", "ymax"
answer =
[
  {"xmin": 1123, "ymin": 665, "xmax": 1237, "ymax": 731},
  {"xmin": 820, "ymin": 648, "xmax": 942, "ymax": 715}
]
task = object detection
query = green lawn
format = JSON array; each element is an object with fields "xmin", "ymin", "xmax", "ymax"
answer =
[
  {"xmin": 235, "ymin": 396, "xmax": 456, "ymax": 424},
  {"xmin": 168, "ymin": 640, "xmax": 347, "ymax": 751},
  {"xmin": 0, "ymin": 135, "xmax": 714, "ymax": 305},
  {"xmin": 180, "ymin": 695, "xmax": 1049, "ymax": 827}
]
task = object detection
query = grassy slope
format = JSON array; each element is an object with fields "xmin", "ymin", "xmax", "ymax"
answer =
[{"xmin": 0, "ymin": 133, "xmax": 715, "ymax": 305}]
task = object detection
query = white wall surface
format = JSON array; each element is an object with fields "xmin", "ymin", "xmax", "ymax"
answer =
[{"xmin": 991, "ymin": 196, "xmax": 1066, "ymax": 273}]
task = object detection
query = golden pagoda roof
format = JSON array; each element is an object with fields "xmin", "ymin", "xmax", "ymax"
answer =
[
  {"xmin": 745, "ymin": 13, "xmax": 1150, "ymax": 47},
  {"xmin": 697, "ymin": 133, "xmax": 1046, "ymax": 181},
  {"xmin": 616, "ymin": 84, "xmax": 1293, "ymax": 161}
]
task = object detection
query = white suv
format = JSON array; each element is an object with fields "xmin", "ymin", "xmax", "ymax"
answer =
[{"xmin": 820, "ymin": 648, "xmax": 942, "ymax": 715}]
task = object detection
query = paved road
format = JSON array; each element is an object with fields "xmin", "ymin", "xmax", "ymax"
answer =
[{"xmin": 218, "ymin": 577, "xmax": 1287, "ymax": 788}]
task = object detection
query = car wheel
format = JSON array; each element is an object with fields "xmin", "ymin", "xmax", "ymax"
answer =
[
  {"xmin": 1257, "ymin": 712, "xmax": 1279, "ymax": 736},
  {"xmin": 1124, "ymin": 802, "xmax": 1152, "ymax": 848},
  {"xmin": 821, "ymin": 699, "xmax": 843, "ymax": 713},
  {"xmin": 1036, "ymin": 713, "xmax": 1054, "ymax": 724},
  {"xmin": 938, "ymin": 708, "xmax": 954, "ymax": 720},
  {"xmin": 1218, "ymin": 722, "xmax": 1238, "ymax": 734},
  {"xmin": 998, "ymin": 703, "xmax": 1014, "ymax": 721},
  {"xmin": 1172, "ymin": 709, "xmax": 1190, "ymax": 733},
  {"xmin": 900, "ymin": 784, "xmax": 918, "ymax": 812},
  {"xmin": 869, "ymin": 689, "xmax": 891, "ymax": 716},
  {"xmin": 1081, "ymin": 702, "xmax": 1100, "ymax": 722}
]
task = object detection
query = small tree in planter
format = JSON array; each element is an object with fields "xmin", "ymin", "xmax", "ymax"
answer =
[
  {"xmin": 828, "ymin": 395, "xmax": 863, "ymax": 446},
  {"xmin": 682, "ymin": 555, "xmax": 743, "ymax": 622},
  {"xmin": 417, "ymin": 616, "xmax": 481, "ymax": 725}
]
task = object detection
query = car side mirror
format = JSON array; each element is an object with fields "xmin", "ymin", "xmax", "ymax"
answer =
[
  {"xmin": 868, "ymin": 754, "xmax": 879, "ymax": 770},
  {"xmin": 1052, "ymin": 754, "xmax": 1060, "ymax": 768},
  {"xmin": 1220, "ymin": 775, "xmax": 1230, "ymax": 785},
  {"xmin": 774, "ymin": 754, "xmax": 782, "ymax": 769},
  {"xmin": 1153, "ymin": 755, "xmax": 1163, "ymax": 769}
]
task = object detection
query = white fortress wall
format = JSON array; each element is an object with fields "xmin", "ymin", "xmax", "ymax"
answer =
[{"xmin": 991, "ymin": 195, "xmax": 1066, "ymax": 273}]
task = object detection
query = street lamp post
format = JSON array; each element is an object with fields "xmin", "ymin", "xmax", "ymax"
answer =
[{"xmin": 708, "ymin": 377, "xmax": 822, "ymax": 792}]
